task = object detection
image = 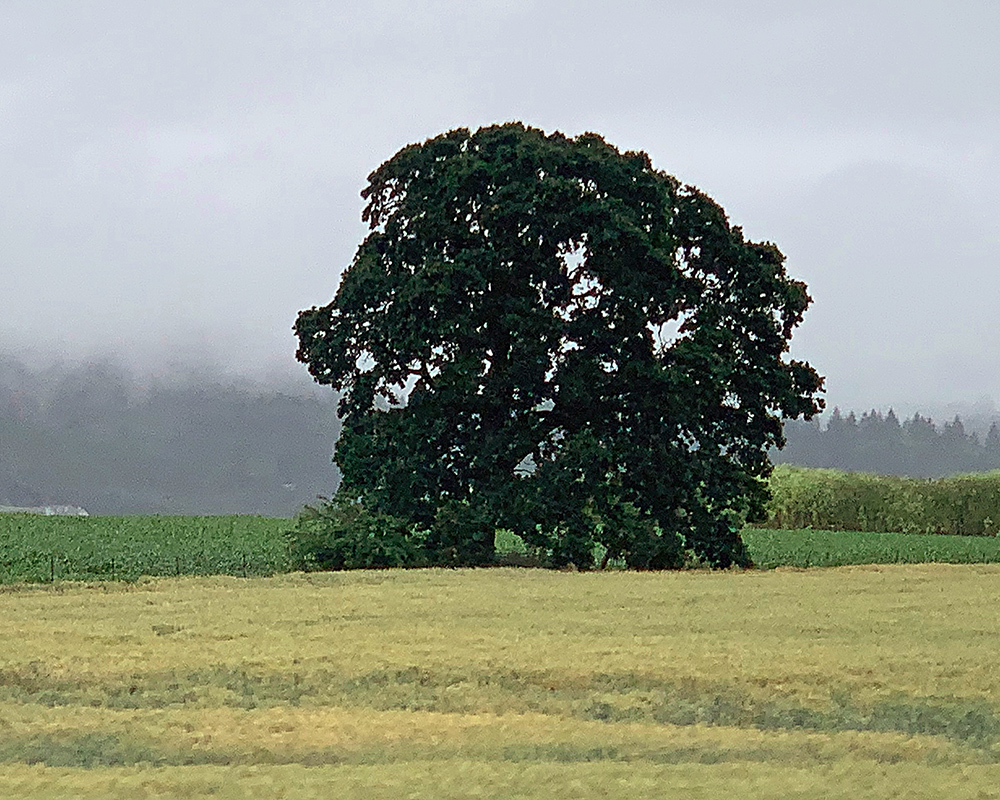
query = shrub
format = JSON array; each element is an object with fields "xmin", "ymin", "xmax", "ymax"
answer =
[
  {"xmin": 285, "ymin": 500, "xmax": 429, "ymax": 570},
  {"xmin": 763, "ymin": 465, "xmax": 1000, "ymax": 536},
  {"xmin": 428, "ymin": 500, "xmax": 499, "ymax": 567}
]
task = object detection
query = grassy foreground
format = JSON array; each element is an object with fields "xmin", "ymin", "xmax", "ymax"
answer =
[{"xmin": 1, "ymin": 567, "xmax": 1000, "ymax": 797}]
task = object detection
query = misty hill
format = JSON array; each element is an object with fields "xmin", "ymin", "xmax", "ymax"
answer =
[{"xmin": 0, "ymin": 354, "xmax": 340, "ymax": 516}]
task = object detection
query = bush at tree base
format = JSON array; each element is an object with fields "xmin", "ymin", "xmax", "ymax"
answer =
[
  {"xmin": 286, "ymin": 496, "xmax": 691, "ymax": 571},
  {"xmin": 285, "ymin": 501, "xmax": 430, "ymax": 570}
]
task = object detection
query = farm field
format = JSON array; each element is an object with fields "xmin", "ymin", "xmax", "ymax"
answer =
[
  {"xmin": 743, "ymin": 528, "xmax": 1000, "ymax": 569},
  {"xmin": 1, "ymin": 567, "xmax": 1000, "ymax": 798},
  {"xmin": 4, "ymin": 515, "xmax": 1000, "ymax": 585},
  {"xmin": 0, "ymin": 515, "xmax": 289, "ymax": 583}
]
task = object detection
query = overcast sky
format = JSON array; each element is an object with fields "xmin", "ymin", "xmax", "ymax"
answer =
[{"xmin": 2, "ymin": 1, "xmax": 998, "ymax": 413}]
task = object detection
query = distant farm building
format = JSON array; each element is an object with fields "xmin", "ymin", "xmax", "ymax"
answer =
[{"xmin": 0, "ymin": 505, "xmax": 89, "ymax": 516}]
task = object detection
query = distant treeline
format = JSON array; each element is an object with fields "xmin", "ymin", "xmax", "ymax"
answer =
[
  {"xmin": 776, "ymin": 408, "xmax": 1000, "ymax": 478},
  {"xmin": 0, "ymin": 354, "xmax": 341, "ymax": 516}
]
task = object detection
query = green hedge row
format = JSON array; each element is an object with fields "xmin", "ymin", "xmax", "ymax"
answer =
[{"xmin": 763, "ymin": 465, "xmax": 1000, "ymax": 536}]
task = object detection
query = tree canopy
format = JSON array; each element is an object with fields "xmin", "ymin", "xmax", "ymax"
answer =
[{"xmin": 295, "ymin": 123, "xmax": 823, "ymax": 568}]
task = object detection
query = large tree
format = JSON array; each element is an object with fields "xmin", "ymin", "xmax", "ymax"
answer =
[{"xmin": 295, "ymin": 123, "xmax": 823, "ymax": 568}]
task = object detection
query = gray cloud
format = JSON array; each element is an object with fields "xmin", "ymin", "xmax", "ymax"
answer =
[{"xmin": 2, "ymin": 1, "xmax": 998, "ymax": 409}]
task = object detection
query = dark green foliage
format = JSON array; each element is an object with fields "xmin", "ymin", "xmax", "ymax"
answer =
[
  {"xmin": 618, "ymin": 510, "xmax": 687, "ymax": 570},
  {"xmin": 295, "ymin": 123, "xmax": 823, "ymax": 568},
  {"xmin": 429, "ymin": 499, "xmax": 499, "ymax": 567},
  {"xmin": 285, "ymin": 501, "xmax": 429, "ymax": 570}
]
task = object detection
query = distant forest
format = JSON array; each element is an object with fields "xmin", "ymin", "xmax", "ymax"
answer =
[
  {"xmin": 0, "ymin": 354, "xmax": 341, "ymax": 516},
  {"xmin": 775, "ymin": 408, "xmax": 1000, "ymax": 478}
]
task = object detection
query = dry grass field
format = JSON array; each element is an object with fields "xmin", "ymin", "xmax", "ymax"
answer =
[{"xmin": 1, "ymin": 565, "xmax": 999, "ymax": 798}]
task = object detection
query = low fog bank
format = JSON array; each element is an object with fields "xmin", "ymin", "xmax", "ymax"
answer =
[
  {"xmin": 6, "ymin": 347, "xmax": 1000, "ymax": 518},
  {"xmin": 0, "ymin": 351, "xmax": 341, "ymax": 516}
]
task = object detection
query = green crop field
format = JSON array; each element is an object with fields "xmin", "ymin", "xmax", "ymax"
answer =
[
  {"xmin": 744, "ymin": 528, "xmax": 1000, "ymax": 569},
  {"xmin": 5, "ymin": 515, "xmax": 1000, "ymax": 585},
  {"xmin": 0, "ymin": 515, "xmax": 289, "ymax": 583},
  {"xmin": 1, "ymin": 566, "xmax": 1000, "ymax": 798}
]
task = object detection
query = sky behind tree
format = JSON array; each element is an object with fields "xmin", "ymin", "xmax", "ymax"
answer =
[{"xmin": 2, "ymin": 1, "xmax": 998, "ymax": 412}]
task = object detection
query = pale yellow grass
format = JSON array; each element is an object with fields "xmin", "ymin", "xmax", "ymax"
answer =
[
  {"xmin": 3, "ymin": 565, "xmax": 998, "ymax": 702},
  {"xmin": 3, "ymin": 761, "xmax": 1000, "ymax": 800},
  {"xmin": 1, "ymin": 564, "xmax": 999, "ymax": 797},
  {"xmin": 0, "ymin": 702, "xmax": 979, "ymax": 765}
]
